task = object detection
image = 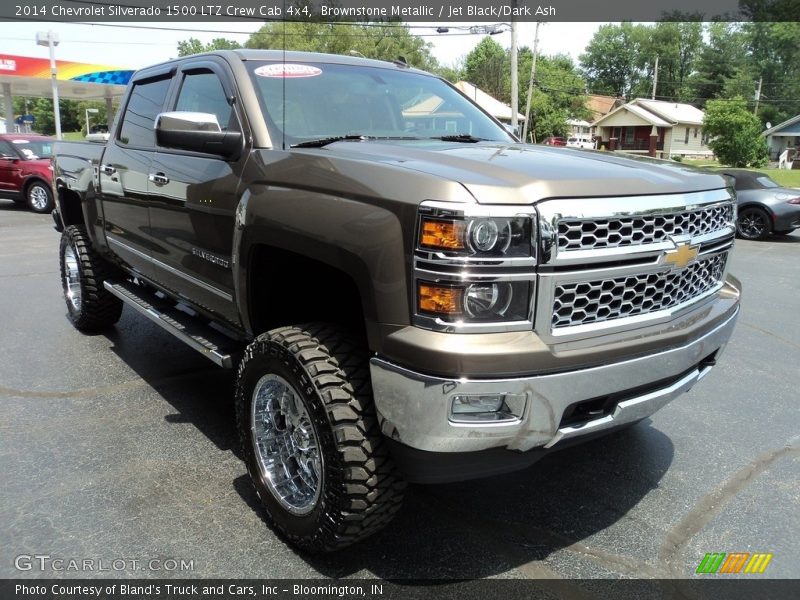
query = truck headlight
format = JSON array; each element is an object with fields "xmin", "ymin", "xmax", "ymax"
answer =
[
  {"xmin": 417, "ymin": 281, "xmax": 530, "ymax": 322},
  {"xmin": 414, "ymin": 202, "xmax": 536, "ymax": 331},
  {"xmin": 418, "ymin": 215, "xmax": 531, "ymax": 257}
]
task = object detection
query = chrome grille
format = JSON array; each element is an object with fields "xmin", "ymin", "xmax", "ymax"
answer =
[
  {"xmin": 558, "ymin": 203, "xmax": 734, "ymax": 251},
  {"xmin": 552, "ymin": 252, "xmax": 728, "ymax": 328}
]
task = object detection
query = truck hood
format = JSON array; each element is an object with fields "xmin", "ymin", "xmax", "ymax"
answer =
[{"xmin": 317, "ymin": 140, "xmax": 727, "ymax": 204}]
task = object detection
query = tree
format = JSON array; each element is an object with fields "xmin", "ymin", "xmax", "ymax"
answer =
[
  {"xmin": 464, "ymin": 37, "xmax": 507, "ymax": 101},
  {"xmin": 690, "ymin": 22, "xmax": 750, "ymax": 105},
  {"xmin": 243, "ymin": 22, "xmax": 438, "ymax": 71},
  {"xmin": 703, "ymin": 98, "xmax": 768, "ymax": 167},
  {"xmin": 177, "ymin": 37, "xmax": 242, "ymax": 57},
  {"xmin": 644, "ymin": 20, "xmax": 703, "ymax": 102},
  {"xmin": 579, "ymin": 23, "xmax": 649, "ymax": 99}
]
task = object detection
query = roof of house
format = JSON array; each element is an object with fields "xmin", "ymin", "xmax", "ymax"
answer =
[
  {"xmin": 593, "ymin": 98, "xmax": 704, "ymax": 128},
  {"xmin": 635, "ymin": 99, "xmax": 705, "ymax": 125},
  {"xmin": 761, "ymin": 114, "xmax": 800, "ymax": 137},
  {"xmin": 586, "ymin": 94, "xmax": 620, "ymax": 122},
  {"xmin": 453, "ymin": 81, "xmax": 525, "ymax": 121}
]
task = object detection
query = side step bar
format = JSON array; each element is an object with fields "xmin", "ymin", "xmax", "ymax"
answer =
[{"xmin": 104, "ymin": 280, "xmax": 241, "ymax": 368}]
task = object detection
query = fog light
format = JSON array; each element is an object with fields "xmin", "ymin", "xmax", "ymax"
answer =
[
  {"xmin": 450, "ymin": 394, "xmax": 524, "ymax": 423},
  {"xmin": 452, "ymin": 395, "xmax": 504, "ymax": 414}
]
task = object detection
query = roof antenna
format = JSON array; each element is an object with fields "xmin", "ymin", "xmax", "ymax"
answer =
[{"xmin": 393, "ymin": 56, "xmax": 408, "ymax": 68}]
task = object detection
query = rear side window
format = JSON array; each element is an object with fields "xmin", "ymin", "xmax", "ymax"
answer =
[
  {"xmin": 175, "ymin": 71, "xmax": 233, "ymax": 131},
  {"xmin": 118, "ymin": 76, "xmax": 172, "ymax": 148},
  {"xmin": 0, "ymin": 140, "xmax": 15, "ymax": 157}
]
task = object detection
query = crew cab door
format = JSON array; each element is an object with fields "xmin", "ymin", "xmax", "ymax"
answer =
[
  {"xmin": 99, "ymin": 70, "xmax": 173, "ymax": 279},
  {"xmin": 147, "ymin": 60, "xmax": 245, "ymax": 326}
]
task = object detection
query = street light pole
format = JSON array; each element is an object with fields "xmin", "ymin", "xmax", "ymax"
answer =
[{"xmin": 36, "ymin": 30, "xmax": 61, "ymax": 140}]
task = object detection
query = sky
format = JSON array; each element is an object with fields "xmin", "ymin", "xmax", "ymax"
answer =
[{"xmin": 0, "ymin": 21, "xmax": 602, "ymax": 70}]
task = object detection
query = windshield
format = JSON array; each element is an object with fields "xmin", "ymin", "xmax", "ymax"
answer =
[
  {"xmin": 10, "ymin": 139, "xmax": 53, "ymax": 160},
  {"xmin": 246, "ymin": 61, "xmax": 513, "ymax": 148}
]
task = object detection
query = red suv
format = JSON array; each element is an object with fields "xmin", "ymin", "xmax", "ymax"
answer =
[
  {"xmin": 0, "ymin": 134, "xmax": 55, "ymax": 213},
  {"xmin": 542, "ymin": 136, "xmax": 567, "ymax": 146}
]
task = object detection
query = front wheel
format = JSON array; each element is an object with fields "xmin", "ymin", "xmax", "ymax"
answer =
[
  {"xmin": 26, "ymin": 180, "xmax": 54, "ymax": 213},
  {"xmin": 235, "ymin": 324, "xmax": 405, "ymax": 551},
  {"xmin": 736, "ymin": 207, "xmax": 771, "ymax": 241}
]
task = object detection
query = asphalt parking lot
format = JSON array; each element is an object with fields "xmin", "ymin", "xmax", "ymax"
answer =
[{"xmin": 1, "ymin": 199, "xmax": 798, "ymax": 582}]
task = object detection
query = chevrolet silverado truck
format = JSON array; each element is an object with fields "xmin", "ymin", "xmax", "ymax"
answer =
[{"xmin": 52, "ymin": 50, "xmax": 741, "ymax": 551}]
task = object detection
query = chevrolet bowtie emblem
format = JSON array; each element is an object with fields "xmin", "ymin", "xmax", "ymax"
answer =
[{"xmin": 663, "ymin": 242, "xmax": 699, "ymax": 270}]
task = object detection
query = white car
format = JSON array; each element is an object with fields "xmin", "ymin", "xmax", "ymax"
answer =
[{"xmin": 566, "ymin": 136, "xmax": 595, "ymax": 149}]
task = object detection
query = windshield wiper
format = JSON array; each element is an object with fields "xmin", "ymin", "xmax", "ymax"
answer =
[
  {"xmin": 291, "ymin": 135, "xmax": 425, "ymax": 148},
  {"xmin": 291, "ymin": 135, "xmax": 370, "ymax": 148},
  {"xmin": 431, "ymin": 134, "xmax": 487, "ymax": 143}
]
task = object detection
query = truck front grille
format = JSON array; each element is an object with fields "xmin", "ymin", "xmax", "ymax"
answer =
[
  {"xmin": 552, "ymin": 252, "xmax": 728, "ymax": 328},
  {"xmin": 557, "ymin": 203, "xmax": 734, "ymax": 251}
]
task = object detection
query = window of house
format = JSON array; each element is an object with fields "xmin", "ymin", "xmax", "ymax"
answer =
[
  {"xmin": 694, "ymin": 128, "xmax": 698, "ymax": 138},
  {"xmin": 684, "ymin": 127, "xmax": 689, "ymax": 144}
]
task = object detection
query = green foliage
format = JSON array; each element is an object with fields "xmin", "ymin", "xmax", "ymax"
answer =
[
  {"xmin": 177, "ymin": 37, "xmax": 242, "ymax": 57},
  {"xmin": 464, "ymin": 37, "xmax": 507, "ymax": 101},
  {"xmin": 243, "ymin": 22, "xmax": 437, "ymax": 71},
  {"xmin": 703, "ymin": 98, "xmax": 768, "ymax": 167},
  {"xmin": 579, "ymin": 23, "xmax": 649, "ymax": 99},
  {"xmin": 11, "ymin": 97, "xmax": 114, "ymax": 136}
]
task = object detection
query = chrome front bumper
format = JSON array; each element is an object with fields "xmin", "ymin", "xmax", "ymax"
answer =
[{"xmin": 370, "ymin": 307, "xmax": 739, "ymax": 454}]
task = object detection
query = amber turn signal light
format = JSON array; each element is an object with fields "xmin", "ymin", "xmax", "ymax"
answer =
[
  {"xmin": 418, "ymin": 283, "xmax": 463, "ymax": 315},
  {"xmin": 419, "ymin": 218, "xmax": 465, "ymax": 250}
]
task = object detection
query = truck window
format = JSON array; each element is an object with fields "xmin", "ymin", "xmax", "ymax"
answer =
[
  {"xmin": 247, "ymin": 62, "xmax": 512, "ymax": 148},
  {"xmin": 175, "ymin": 71, "xmax": 233, "ymax": 131},
  {"xmin": 118, "ymin": 76, "xmax": 172, "ymax": 148}
]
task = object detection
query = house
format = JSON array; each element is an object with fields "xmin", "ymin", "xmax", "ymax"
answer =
[
  {"xmin": 403, "ymin": 81, "xmax": 524, "ymax": 133},
  {"xmin": 452, "ymin": 81, "xmax": 525, "ymax": 124},
  {"xmin": 592, "ymin": 98, "xmax": 710, "ymax": 158},
  {"xmin": 761, "ymin": 114, "xmax": 800, "ymax": 162},
  {"xmin": 567, "ymin": 119, "xmax": 592, "ymax": 137}
]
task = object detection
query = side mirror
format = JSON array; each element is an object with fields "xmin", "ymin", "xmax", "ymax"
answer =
[{"xmin": 155, "ymin": 111, "xmax": 242, "ymax": 160}]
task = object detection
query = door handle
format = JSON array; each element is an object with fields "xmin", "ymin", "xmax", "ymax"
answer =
[
  {"xmin": 99, "ymin": 164, "xmax": 115, "ymax": 175},
  {"xmin": 148, "ymin": 172, "xmax": 170, "ymax": 186}
]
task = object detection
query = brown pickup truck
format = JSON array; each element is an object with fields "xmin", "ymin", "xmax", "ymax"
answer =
[{"xmin": 52, "ymin": 50, "xmax": 741, "ymax": 552}]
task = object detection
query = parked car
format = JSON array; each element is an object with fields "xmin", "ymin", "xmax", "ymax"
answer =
[
  {"xmin": 542, "ymin": 136, "xmax": 566, "ymax": 146},
  {"xmin": 566, "ymin": 135, "xmax": 595, "ymax": 149},
  {"xmin": 0, "ymin": 133, "xmax": 54, "ymax": 213},
  {"xmin": 720, "ymin": 169, "xmax": 800, "ymax": 240},
  {"xmin": 52, "ymin": 50, "xmax": 740, "ymax": 552}
]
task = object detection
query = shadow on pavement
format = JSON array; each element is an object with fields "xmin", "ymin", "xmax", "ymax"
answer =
[{"xmin": 103, "ymin": 305, "xmax": 675, "ymax": 579}]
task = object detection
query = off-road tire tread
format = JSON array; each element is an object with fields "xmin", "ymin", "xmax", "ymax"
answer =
[
  {"xmin": 235, "ymin": 323, "xmax": 406, "ymax": 552},
  {"xmin": 60, "ymin": 225, "xmax": 123, "ymax": 331}
]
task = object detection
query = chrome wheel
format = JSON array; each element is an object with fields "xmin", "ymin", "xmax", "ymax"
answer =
[
  {"xmin": 28, "ymin": 184, "xmax": 50, "ymax": 211},
  {"xmin": 63, "ymin": 243, "xmax": 82, "ymax": 311},
  {"xmin": 251, "ymin": 374, "xmax": 322, "ymax": 515}
]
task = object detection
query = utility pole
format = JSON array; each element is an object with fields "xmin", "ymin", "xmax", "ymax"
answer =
[
  {"xmin": 522, "ymin": 21, "xmax": 540, "ymax": 143},
  {"xmin": 651, "ymin": 56, "xmax": 659, "ymax": 100},
  {"xmin": 754, "ymin": 76, "xmax": 762, "ymax": 116},
  {"xmin": 510, "ymin": 18, "xmax": 518, "ymax": 132}
]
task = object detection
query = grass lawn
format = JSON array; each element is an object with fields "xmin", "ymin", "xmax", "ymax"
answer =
[
  {"xmin": 62, "ymin": 131, "xmax": 84, "ymax": 141},
  {"xmin": 682, "ymin": 158, "xmax": 800, "ymax": 188}
]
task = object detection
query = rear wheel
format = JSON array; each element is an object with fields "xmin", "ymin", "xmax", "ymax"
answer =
[
  {"xmin": 26, "ymin": 180, "xmax": 53, "ymax": 213},
  {"xmin": 235, "ymin": 324, "xmax": 405, "ymax": 551},
  {"xmin": 59, "ymin": 225, "xmax": 123, "ymax": 331},
  {"xmin": 736, "ymin": 207, "xmax": 771, "ymax": 241}
]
